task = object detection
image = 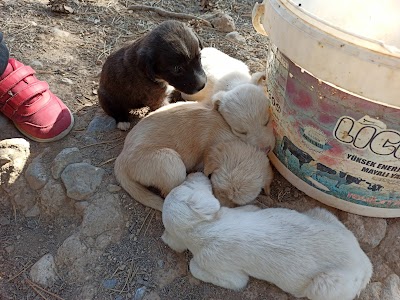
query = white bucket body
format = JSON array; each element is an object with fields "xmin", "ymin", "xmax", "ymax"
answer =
[{"xmin": 253, "ymin": 0, "xmax": 400, "ymax": 217}]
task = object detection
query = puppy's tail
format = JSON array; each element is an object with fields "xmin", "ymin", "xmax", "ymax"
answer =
[
  {"xmin": 303, "ymin": 270, "xmax": 369, "ymax": 300},
  {"xmin": 116, "ymin": 171, "xmax": 164, "ymax": 212}
]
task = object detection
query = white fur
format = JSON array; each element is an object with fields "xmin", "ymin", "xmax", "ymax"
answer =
[
  {"xmin": 181, "ymin": 47, "xmax": 265, "ymax": 104},
  {"xmin": 162, "ymin": 173, "xmax": 373, "ymax": 299}
]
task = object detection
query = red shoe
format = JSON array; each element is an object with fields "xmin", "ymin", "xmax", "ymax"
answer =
[{"xmin": 0, "ymin": 59, "xmax": 74, "ymax": 142}]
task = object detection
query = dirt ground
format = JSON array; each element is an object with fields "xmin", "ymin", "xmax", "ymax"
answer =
[{"xmin": 0, "ymin": 1, "xmax": 399, "ymax": 300}]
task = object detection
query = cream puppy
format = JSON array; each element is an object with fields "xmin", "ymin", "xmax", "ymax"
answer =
[
  {"xmin": 181, "ymin": 47, "xmax": 265, "ymax": 104},
  {"xmin": 115, "ymin": 83, "xmax": 273, "ymax": 211},
  {"xmin": 204, "ymin": 140, "xmax": 274, "ymax": 206},
  {"xmin": 162, "ymin": 173, "xmax": 372, "ymax": 300}
]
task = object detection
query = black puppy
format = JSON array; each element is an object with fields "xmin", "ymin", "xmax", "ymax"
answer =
[{"xmin": 98, "ymin": 20, "xmax": 206, "ymax": 130}]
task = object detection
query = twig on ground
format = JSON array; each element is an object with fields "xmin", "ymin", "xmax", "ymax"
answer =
[
  {"xmin": 143, "ymin": 210, "xmax": 155, "ymax": 236},
  {"xmin": 8, "ymin": 261, "xmax": 33, "ymax": 282},
  {"xmin": 98, "ymin": 157, "xmax": 117, "ymax": 167},
  {"xmin": 26, "ymin": 278, "xmax": 65, "ymax": 300},
  {"xmin": 80, "ymin": 138, "xmax": 125, "ymax": 149},
  {"xmin": 126, "ymin": 5, "xmax": 212, "ymax": 27},
  {"xmin": 137, "ymin": 210, "xmax": 152, "ymax": 236}
]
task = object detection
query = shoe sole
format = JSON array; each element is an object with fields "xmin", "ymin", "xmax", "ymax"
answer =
[{"xmin": 14, "ymin": 110, "xmax": 75, "ymax": 143}]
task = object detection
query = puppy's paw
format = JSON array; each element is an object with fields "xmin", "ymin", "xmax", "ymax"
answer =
[{"xmin": 117, "ymin": 122, "xmax": 131, "ymax": 131}]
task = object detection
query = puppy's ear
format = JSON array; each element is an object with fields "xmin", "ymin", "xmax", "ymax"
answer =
[
  {"xmin": 137, "ymin": 48, "xmax": 156, "ymax": 81},
  {"xmin": 211, "ymin": 91, "xmax": 225, "ymax": 111},
  {"xmin": 203, "ymin": 155, "xmax": 218, "ymax": 177},
  {"xmin": 188, "ymin": 193, "xmax": 220, "ymax": 221},
  {"xmin": 191, "ymin": 29, "xmax": 204, "ymax": 49},
  {"xmin": 251, "ymin": 71, "xmax": 267, "ymax": 86}
]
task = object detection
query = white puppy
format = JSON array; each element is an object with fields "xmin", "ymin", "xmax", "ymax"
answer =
[
  {"xmin": 181, "ymin": 47, "xmax": 265, "ymax": 104},
  {"xmin": 204, "ymin": 140, "xmax": 274, "ymax": 206},
  {"xmin": 162, "ymin": 173, "xmax": 373, "ymax": 300}
]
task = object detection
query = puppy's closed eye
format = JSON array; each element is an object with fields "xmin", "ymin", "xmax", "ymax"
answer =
[{"xmin": 233, "ymin": 128, "xmax": 247, "ymax": 136}]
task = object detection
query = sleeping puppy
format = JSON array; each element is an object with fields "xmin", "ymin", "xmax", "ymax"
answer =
[
  {"xmin": 114, "ymin": 83, "xmax": 273, "ymax": 211},
  {"xmin": 204, "ymin": 139, "xmax": 274, "ymax": 207},
  {"xmin": 161, "ymin": 172, "xmax": 373, "ymax": 300},
  {"xmin": 98, "ymin": 20, "xmax": 206, "ymax": 130},
  {"xmin": 181, "ymin": 47, "xmax": 265, "ymax": 104}
]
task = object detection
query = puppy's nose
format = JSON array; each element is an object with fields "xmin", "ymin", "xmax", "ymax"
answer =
[{"xmin": 196, "ymin": 82, "xmax": 206, "ymax": 92}]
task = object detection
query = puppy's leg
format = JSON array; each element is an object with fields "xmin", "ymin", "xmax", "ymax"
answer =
[
  {"xmin": 190, "ymin": 258, "xmax": 249, "ymax": 290},
  {"xmin": 134, "ymin": 148, "xmax": 187, "ymax": 197},
  {"xmin": 263, "ymin": 162, "xmax": 274, "ymax": 195},
  {"xmin": 161, "ymin": 230, "xmax": 188, "ymax": 253},
  {"xmin": 303, "ymin": 270, "xmax": 363, "ymax": 300},
  {"xmin": 98, "ymin": 89, "xmax": 131, "ymax": 130}
]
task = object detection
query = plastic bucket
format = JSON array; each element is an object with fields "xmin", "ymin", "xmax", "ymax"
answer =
[{"xmin": 252, "ymin": 0, "xmax": 400, "ymax": 217}]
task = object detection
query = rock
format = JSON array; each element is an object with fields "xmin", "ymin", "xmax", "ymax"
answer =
[
  {"xmin": 381, "ymin": 273, "xmax": 400, "ymax": 300},
  {"xmin": 206, "ymin": 12, "xmax": 235, "ymax": 32},
  {"xmin": 341, "ymin": 213, "xmax": 387, "ymax": 252},
  {"xmin": 376, "ymin": 219, "xmax": 400, "ymax": 275},
  {"xmin": 359, "ymin": 282, "xmax": 382, "ymax": 300},
  {"xmin": 80, "ymin": 193, "xmax": 124, "ymax": 248},
  {"xmin": 225, "ymin": 31, "xmax": 246, "ymax": 44},
  {"xmin": 134, "ymin": 286, "xmax": 147, "ymax": 300},
  {"xmin": 40, "ymin": 179, "xmax": 69, "ymax": 215},
  {"xmin": 86, "ymin": 115, "xmax": 116, "ymax": 133},
  {"xmin": 25, "ymin": 204, "xmax": 41, "ymax": 217},
  {"xmin": 0, "ymin": 138, "xmax": 30, "ymax": 188},
  {"xmin": 56, "ymin": 233, "xmax": 101, "ymax": 283},
  {"xmin": 25, "ymin": 150, "xmax": 50, "ymax": 190},
  {"xmin": 52, "ymin": 147, "xmax": 83, "ymax": 179},
  {"xmin": 107, "ymin": 184, "xmax": 121, "ymax": 193},
  {"xmin": 30, "ymin": 254, "xmax": 58, "ymax": 287},
  {"xmin": 360, "ymin": 274, "xmax": 400, "ymax": 300},
  {"xmin": 12, "ymin": 183, "xmax": 37, "ymax": 214},
  {"xmin": 61, "ymin": 163, "xmax": 105, "ymax": 200}
]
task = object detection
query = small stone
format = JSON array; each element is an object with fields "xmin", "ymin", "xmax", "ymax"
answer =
[
  {"xmin": 40, "ymin": 179, "xmax": 68, "ymax": 215},
  {"xmin": 25, "ymin": 151, "xmax": 49, "ymax": 190},
  {"xmin": 225, "ymin": 31, "xmax": 246, "ymax": 44},
  {"xmin": 92, "ymin": 89, "xmax": 98, "ymax": 95},
  {"xmin": 30, "ymin": 254, "xmax": 59, "ymax": 287},
  {"xmin": 30, "ymin": 60, "xmax": 43, "ymax": 69},
  {"xmin": 25, "ymin": 204, "xmax": 41, "ymax": 217},
  {"xmin": 0, "ymin": 216, "xmax": 10, "ymax": 226},
  {"xmin": 52, "ymin": 147, "xmax": 83, "ymax": 179},
  {"xmin": 107, "ymin": 184, "xmax": 121, "ymax": 193},
  {"xmin": 5, "ymin": 245, "xmax": 14, "ymax": 253},
  {"xmin": 52, "ymin": 27, "xmax": 71, "ymax": 38},
  {"xmin": 61, "ymin": 163, "xmax": 105, "ymax": 200},
  {"xmin": 206, "ymin": 12, "xmax": 236, "ymax": 32},
  {"xmin": 86, "ymin": 115, "xmax": 116, "ymax": 133},
  {"xmin": 157, "ymin": 260, "xmax": 164, "ymax": 268},
  {"xmin": 102, "ymin": 278, "xmax": 118, "ymax": 289},
  {"xmin": 134, "ymin": 286, "xmax": 147, "ymax": 300},
  {"xmin": 0, "ymin": 138, "xmax": 30, "ymax": 187},
  {"xmin": 143, "ymin": 292, "xmax": 161, "ymax": 300},
  {"xmin": 61, "ymin": 77, "xmax": 74, "ymax": 85}
]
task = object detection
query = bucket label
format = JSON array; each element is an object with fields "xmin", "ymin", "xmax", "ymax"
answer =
[{"xmin": 267, "ymin": 48, "xmax": 400, "ymax": 210}]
